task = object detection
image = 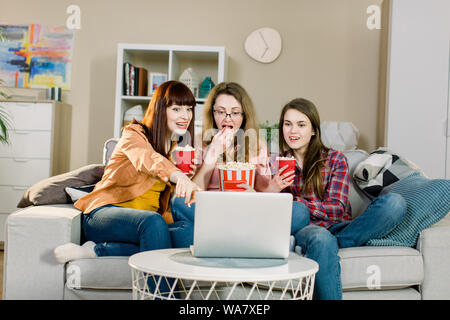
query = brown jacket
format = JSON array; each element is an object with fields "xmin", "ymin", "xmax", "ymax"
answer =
[{"xmin": 75, "ymin": 124, "xmax": 179, "ymax": 223}]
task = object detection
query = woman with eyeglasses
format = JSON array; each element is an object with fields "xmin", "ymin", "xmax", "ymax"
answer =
[
  {"xmin": 170, "ymin": 82, "xmax": 309, "ymax": 238},
  {"xmin": 170, "ymin": 82, "xmax": 270, "ymax": 221},
  {"xmin": 194, "ymin": 82, "xmax": 271, "ymax": 191}
]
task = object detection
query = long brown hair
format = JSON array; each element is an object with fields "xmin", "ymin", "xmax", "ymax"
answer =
[
  {"xmin": 131, "ymin": 80, "xmax": 196, "ymax": 157},
  {"xmin": 202, "ymin": 82, "xmax": 262, "ymax": 162},
  {"xmin": 279, "ymin": 98, "xmax": 329, "ymax": 199}
]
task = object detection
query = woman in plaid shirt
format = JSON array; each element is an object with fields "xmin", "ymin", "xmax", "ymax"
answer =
[{"xmin": 263, "ymin": 98, "xmax": 406, "ymax": 300}]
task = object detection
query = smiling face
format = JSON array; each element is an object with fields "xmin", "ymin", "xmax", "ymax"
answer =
[
  {"xmin": 282, "ymin": 108, "xmax": 315, "ymax": 154},
  {"xmin": 212, "ymin": 94, "xmax": 244, "ymax": 133},
  {"xmin": 166, "ymin": 104, "xmax": 193, "ymax": 136}
]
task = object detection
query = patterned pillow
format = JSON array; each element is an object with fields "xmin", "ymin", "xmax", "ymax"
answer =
[{"xmin": 353, "ymin": 148, "xmax": 425, "ymax": 198}]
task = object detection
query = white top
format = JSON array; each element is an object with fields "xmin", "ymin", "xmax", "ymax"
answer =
[{"xmin": 128, "ymin": 249, "xmax": 318, "ymax": 282}]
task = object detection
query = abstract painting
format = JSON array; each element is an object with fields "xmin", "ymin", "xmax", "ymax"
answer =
[{"xmin": 0, "ymin": 24, "xmax": 74, "ymax": 89}]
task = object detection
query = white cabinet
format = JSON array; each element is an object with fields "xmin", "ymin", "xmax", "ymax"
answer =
[
  {"xmin": 385, "ymin": 0, "xmax": 450, "ymax": 178},
  {"xmin": 114, "ymin": 43, "xmax": 227, "ymax": 138},
  {"xmin": 0, "ymin": 100, "xmax": 72, "ymax": 241}
]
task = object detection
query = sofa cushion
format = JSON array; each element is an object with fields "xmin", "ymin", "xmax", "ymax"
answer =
[
  {"xmin": 67, "ymin": 246, "xmax": 423, "ymax": 294},
  {"xmin": 66, "ymin": 257, "xmax": 132, "ymax": 290},
  {"xmin": 339, "ymin": 246, "xmax": 423, "ymax": 290},
  {"xmin": 65, "ymin": 257, "xmax": 294, "ymax": 299},
  {"xmin": 17, "ymin": 164, "xmax": 104, "ymax": 208},
  {"xmin": 342, "ymin": 288, "xmax": 421, "ymax": 300}
]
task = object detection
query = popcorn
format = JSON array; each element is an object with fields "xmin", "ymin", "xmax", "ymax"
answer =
[
  {"xmin": 218, "ymin": 162, "xmax": 256, "ymax": 192},
  {"xmin": 175, "ymin": 145, "xmax": 195, "ymax": 151},
  {"xmin": 217, "ymin": 161, "xmax": 256, "ymax": 170}
]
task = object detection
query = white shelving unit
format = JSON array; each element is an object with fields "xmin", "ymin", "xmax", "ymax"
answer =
[{"xmin": 114, "ymin": 43, "xmax": 227, "ymax": 138}]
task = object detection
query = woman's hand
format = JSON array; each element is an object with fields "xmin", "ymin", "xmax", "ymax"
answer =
[
  {"xmin": 170, "ymin": 171, "xmax": 203, "ymax": 206},
  {"xmin": 205, "ymin": 128, "xmax": 234, "ymax": 163},
  {"xmin": 265, "ymin": 165, "xmax": 295, "ymax": 193},
  {"xmin": 185, "ymin": 164, "xmax": 196, "ymax": 178},
  {"xmin": 236, "ymin": 183, "xmax": 256, "ymax": 192},
  {"xmin": 186, "ymin": 157, "xmax": 200, "ymax": 178}
]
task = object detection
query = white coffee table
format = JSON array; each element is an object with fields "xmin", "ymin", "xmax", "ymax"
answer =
[{"xmin": 128, "ymin": 248, "xmax": 318, "ymax": 300}]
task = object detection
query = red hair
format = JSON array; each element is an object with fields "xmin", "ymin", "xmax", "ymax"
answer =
[{"xmin": 134, "ymin": 80, "xmax": 196, "ymax": 157}]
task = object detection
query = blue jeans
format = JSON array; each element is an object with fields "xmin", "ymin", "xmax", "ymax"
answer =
[
  {"xmin": 170, "ymin": 196, "xmax": 310, "ymax": 235},
  {"xmin": 82, "ymin": 205, "xmax": 193, "ymax": 255},
  {"xmin": 294, "ymin": 193, "xmax": 407, "ymax": 300},
  {"xmin": 82, "ymin": 204, "xmax": 193, "ymax": 298}
]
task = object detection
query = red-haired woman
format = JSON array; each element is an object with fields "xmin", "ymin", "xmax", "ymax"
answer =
[{"xmin": 54, "ymin": 80, "xmax": 201, "ymax": 264}]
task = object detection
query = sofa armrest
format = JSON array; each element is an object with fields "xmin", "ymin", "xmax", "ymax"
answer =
[
  {"xmin": 3, "ymin": 204, "xmax": 81, "ymax": 300},
  {"xmin": 417, "ymin": 212, "xmax": 450, "ymax": 300}
]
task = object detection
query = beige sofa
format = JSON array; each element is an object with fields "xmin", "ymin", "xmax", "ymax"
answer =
[{"xmin": 3, "ymin": 149, "xmax": 450, "ymax": 300}]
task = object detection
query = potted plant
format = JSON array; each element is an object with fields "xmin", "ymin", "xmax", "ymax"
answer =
[
  {"xmin": 0, "ymin": 27, "xmax": 12, "ymax": 144},
  {"xmin": 0, "ymin": 79, "xmax": 12, "ymax": 144},
  {"xmin": 259, "ymin": 120, "xmax": 279, "ymax": 155}
]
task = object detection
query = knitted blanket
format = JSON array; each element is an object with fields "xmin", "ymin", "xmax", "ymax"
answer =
[{"xmin": 365, "ymin": 173, "xmax": 450, "ymax": 247}]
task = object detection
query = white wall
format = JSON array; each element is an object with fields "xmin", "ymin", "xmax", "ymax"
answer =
[{"xmin": 386, "ymin": 0, "xmax": 450, "ymax": 178}]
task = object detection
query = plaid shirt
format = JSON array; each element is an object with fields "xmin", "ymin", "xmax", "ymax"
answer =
[{"xmin": 272, "ymin": 149, "xmax": 352, "ymax": 229}]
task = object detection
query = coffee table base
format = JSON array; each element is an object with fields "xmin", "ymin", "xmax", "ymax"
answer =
[{"xmin": 131, "ymin": 269, "xmax": 315, "ymax": 300}]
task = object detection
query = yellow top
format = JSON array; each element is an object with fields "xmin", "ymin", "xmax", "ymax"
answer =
[{"xmin": 115, "ymin": 179, "xmax": 167, "ymax": 212}]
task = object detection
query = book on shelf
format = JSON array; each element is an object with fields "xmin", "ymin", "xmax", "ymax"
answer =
[
  {"xmin": 137, "ymin": 68, "xmax": 148, "ymax": 96},
  {"xmin": 130, "ymin": 65, "xmax": 135, "ymax": 96},
  {"xmin": 123, "ymin": 63, "xmax": 130, "ymax": 96},
  {"xmin": 123, "ymin": 63, "xmax": 149, "ymax": 97},
  {"xmin": 135, "ymin": 67, "xmax": 140, "ymax": 96}
]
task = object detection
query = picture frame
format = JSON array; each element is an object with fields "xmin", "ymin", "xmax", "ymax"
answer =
[{"xmin": 149, "ymin": 72, "xmax": 168, "ymax": 95}]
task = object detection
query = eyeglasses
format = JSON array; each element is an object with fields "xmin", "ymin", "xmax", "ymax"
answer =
[{"xmin": 213, "ymin": 110, "xmax": 244, "ymax": 120}]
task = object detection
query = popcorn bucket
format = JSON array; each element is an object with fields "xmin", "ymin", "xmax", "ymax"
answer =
[
  {"xmin": 218, "ymin": 162, "xmax": 256, "ymax": 192},
  {"xmin": 277, "ymin": 157, "xmax": 296, "ymax": 175},
  {"xmin": 175, "ymin": 147, "xmax": 195, "ymax": 173}
]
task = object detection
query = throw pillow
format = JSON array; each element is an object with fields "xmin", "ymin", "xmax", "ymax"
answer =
[
  {"xmin": 353, "ymin": 148, "xmax": 425, "ymax": 199},
  {"xmin": 17, "ymin": 164, "xmax": 105, "ymax": 208},
  {"xmin": 65, "ymin": 184, "xmax": 96, "ymax": 202},
  {"xmin": 103, "ymin": 138, "xmax": 119, "ymax": 165},
  {"xmin": 366, "ymin": 173, "xmax": 450, "ymax": 247}
]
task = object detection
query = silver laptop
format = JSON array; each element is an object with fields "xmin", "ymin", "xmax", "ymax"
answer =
[{"xmin": 190, "ymin": 191, "xmax": 293, "ymax": 259}]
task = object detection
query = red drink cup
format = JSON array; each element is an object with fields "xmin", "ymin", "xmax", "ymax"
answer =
[
  {"xmin": 277, "ymin": 157, "xmax": 296, "ymax": 175},
  {"xmin": 175, "ymin": 149, "xmax": 195, "ymax": 173}
]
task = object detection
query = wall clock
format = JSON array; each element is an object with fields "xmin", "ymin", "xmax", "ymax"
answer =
[{"xmin": 244, "ymin": 27, "xmax": 282, "ymax": 63}]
